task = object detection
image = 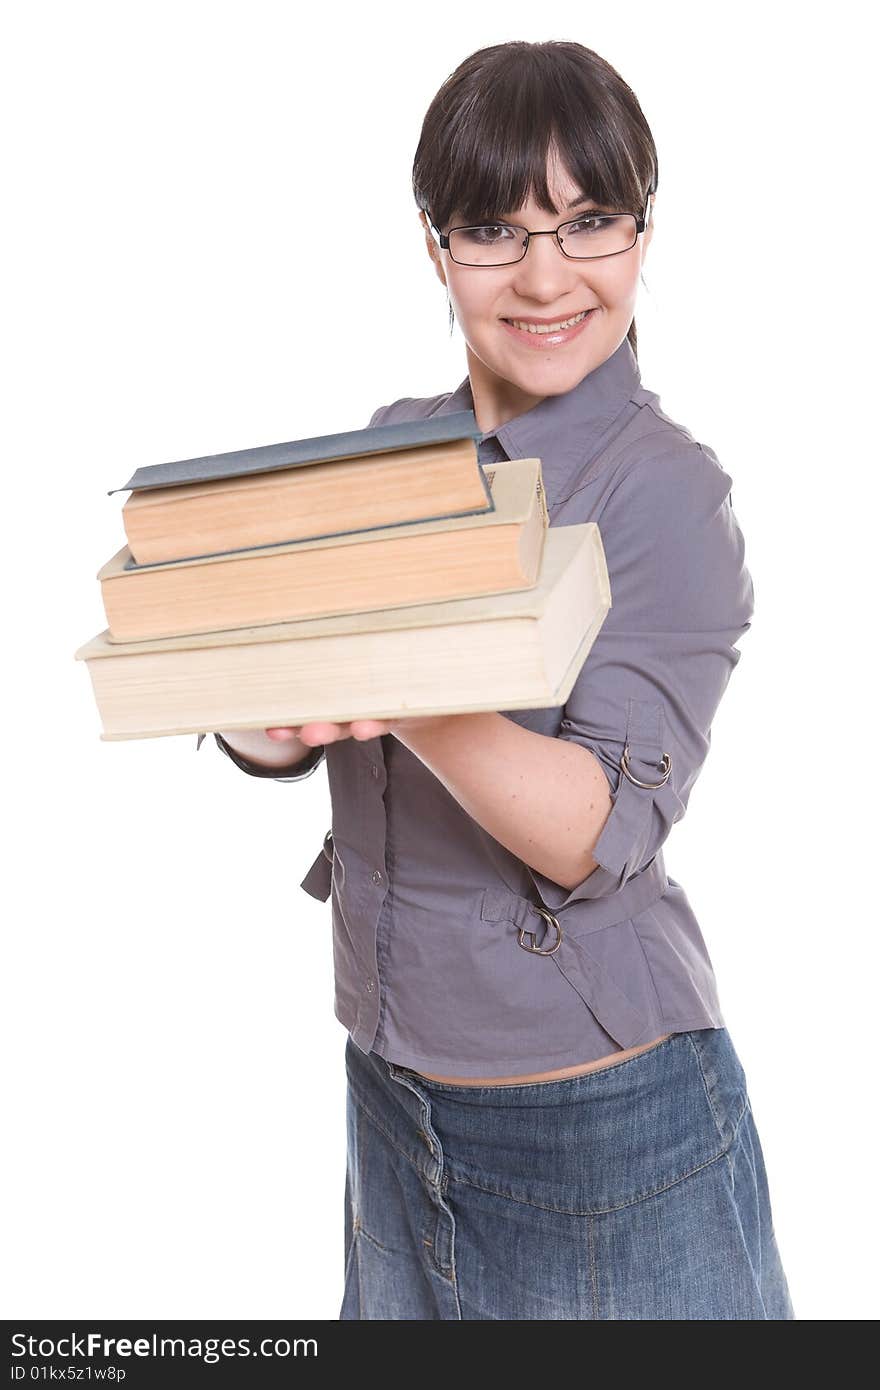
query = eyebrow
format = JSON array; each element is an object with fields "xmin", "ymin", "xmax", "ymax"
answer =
[{"xmin": 494, "ymin": 194, "xmax": 609, "ymax": 221}]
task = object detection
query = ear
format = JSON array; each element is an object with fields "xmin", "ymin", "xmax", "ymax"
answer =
[
  {"xmin": 420, "ymin": 210, "xmax": 447, "ymax": 288},
  {"xmin": 642, "ymin": 193, "xmax": 656, "ymax": 253}
]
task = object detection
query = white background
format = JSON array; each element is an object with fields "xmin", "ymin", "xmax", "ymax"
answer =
[{"xmin": 3, "ymin": 1, "xmax": 875, "ymax": 1322}]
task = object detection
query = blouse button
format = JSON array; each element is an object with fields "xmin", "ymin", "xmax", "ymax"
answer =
[
  {"xmin": 371, "ymin": 764, "xmax": 380, "ymax": 778},
  {"xmin": 371, "ymin": 869, "xmax": 383, "ymax": 884},
  {"xmin": 365, "ymin": 978, "xmax": 375, "ymax": 993}
]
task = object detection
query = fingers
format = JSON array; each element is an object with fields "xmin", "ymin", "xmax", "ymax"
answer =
[
  {"xmin": 264, "ymin": 720, "xmax": 393, "ymax": 745},
  {"xmin": 310, "ymin": 721, "xmax": 389, "ymax": 741},
  {"xmin": 301, "ymin": 721, "xmax": 347, "ymax": 744},
  {"xmin": 348, "ymin": 722, "xmax": 392, "ymax": 745}
]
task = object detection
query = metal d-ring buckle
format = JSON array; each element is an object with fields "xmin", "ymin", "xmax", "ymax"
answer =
[
  {"xmin": 518, "ymin": 906, "xmax": 563, "ymax": 956},
  {"xmin": 322, "ymin": 829, "xmax": 334, "ymax": 863},
  {"xmin": 619, "ymin": 744, "xmax": 672, "ymax": 790}
]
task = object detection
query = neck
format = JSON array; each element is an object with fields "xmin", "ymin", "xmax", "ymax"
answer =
[{"xmin": 465, "ymin": 343, "xmax": 545, "ymax": 435}]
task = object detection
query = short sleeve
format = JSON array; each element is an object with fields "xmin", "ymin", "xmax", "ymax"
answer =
[
  {"xmin": 195, "ymin": 730, "xmax": 326, "ymax": 782},
  {"xmin": 526, "ymin": 440, "xmax": 755, "ymax": 912}
]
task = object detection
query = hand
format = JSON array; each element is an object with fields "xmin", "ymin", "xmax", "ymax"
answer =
[
  {"xmin": 265, "ymin": 715, "xmax": 454, "ymax": 747},
  {"xmin": 265, "ymin": 719, "xmax": 393, "ymax": 746}
]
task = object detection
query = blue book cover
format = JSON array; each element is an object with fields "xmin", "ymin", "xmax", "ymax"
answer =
[{"xmin": 108, "ymin": 409, "xmax": 484, "ymax": 494}]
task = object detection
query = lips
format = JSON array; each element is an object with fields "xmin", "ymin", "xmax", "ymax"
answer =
[
  {"xmin": 501, "ymin": 308, "xmax": 596, "ymax": 326},
  {"xmin": 499, "ymin": 308, "xmax": 597, "ymax": 349}
]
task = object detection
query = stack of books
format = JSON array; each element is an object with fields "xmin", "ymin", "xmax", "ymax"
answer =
[{"xmin": 74, "ymin": 410, "xmax": 612, "ymax": 741}]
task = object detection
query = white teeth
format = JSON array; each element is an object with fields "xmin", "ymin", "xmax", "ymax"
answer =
[{"xmin": 508, "ymin": 309, "xmax": 590, "ymax": 334}]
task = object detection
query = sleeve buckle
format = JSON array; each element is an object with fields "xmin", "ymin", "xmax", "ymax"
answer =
[{"xmin": 620, "ymin": 745, "xmax": 672, "ymax": 789}]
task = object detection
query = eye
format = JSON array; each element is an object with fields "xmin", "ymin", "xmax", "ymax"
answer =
[
  {"xmin": 567, "ymin": 215, "xmax": 613, "ymax": 234},
  {"xmin": 462, "ymin": 223, "xmax": 516, "ymax": 245}
]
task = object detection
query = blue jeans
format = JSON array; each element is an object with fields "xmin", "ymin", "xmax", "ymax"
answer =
[{"xmin": 340, "ymin": 1027, "xmax": 795, "ymax": 1319}]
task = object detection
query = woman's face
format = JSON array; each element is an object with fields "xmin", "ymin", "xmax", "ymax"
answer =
[{"xmin": 421, "ymin": 154, "xmax": 654, "ymax": 431}]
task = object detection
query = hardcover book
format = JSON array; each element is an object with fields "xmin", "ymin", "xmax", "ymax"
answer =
[
  {"xmin": 75, "ymin": 523, "xmax": 611, "ymax": 741},
  {"xmin": 98, "ymin": 458, "xmax": 547, "ymax": 642},
  {"xmin": 111, "ymin": 410, "xmax": 491, "ymax": 565}
]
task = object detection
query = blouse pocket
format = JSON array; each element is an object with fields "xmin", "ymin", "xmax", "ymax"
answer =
[{"xmin": 480, "ymin": 885, "xmax": 661, "ymax": 1050}]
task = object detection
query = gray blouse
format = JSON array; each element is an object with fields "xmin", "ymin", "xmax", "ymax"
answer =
[{"xmin": 197, "ymin": 336, "xmax": 755, "ymax": 1077}]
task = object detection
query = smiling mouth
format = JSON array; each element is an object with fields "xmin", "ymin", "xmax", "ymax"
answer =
[{"xmin": 501, "ymin": 308, "xmax": 596, "ymax": 334}]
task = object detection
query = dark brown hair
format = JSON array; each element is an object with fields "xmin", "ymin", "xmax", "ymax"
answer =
[{"xmin": 412, "ymin": 40, "xmax": 658, "ymax": 360}]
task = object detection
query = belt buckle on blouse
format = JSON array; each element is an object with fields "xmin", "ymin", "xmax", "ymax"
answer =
[{"xmin": 518, "ymin": 905, "xmax": 563, "ymax": 956}]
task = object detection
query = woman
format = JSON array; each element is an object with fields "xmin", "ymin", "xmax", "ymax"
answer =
[{"xmin": 201, "ymin": 40, "xmax": 795, "ymax": 1319}]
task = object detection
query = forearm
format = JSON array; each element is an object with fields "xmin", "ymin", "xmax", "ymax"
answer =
[
  {"xmin": 216, "ymin": 726, "xmax": 317, "ymax": 771},
  {"xmin": 390, "ymin": 712, "xmax": 612, "ymax": 891}
]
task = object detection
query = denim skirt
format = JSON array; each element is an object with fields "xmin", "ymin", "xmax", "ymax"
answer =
[{"xmin": 340, "ymin": 1027, "xmax": 795, "ymax": 1320}]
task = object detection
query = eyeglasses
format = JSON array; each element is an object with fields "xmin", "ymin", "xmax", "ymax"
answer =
[{"xmin": 429, "ymin": 190, "xmax": 652, "ymax": 267}]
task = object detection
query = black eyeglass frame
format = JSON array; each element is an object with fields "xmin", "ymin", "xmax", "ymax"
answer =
[{"xmin": 428, "ymin": 188, "xmax": 654, "ymax": 266}]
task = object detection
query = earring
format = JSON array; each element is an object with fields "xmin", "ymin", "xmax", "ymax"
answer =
[{"xmin": 446, "ymin": 288, "xmax": 455, "ymax": 335}]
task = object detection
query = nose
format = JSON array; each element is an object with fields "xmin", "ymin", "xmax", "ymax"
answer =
[{"xmin": 510, "ymin": 231, "xmax": 584, "ymax": 302}]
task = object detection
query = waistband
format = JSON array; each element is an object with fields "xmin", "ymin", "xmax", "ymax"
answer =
[{"xmin": 302, "ymin": 833, "xmax": 668, "ymax": 931}]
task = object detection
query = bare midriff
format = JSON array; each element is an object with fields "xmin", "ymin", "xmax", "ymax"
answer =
[{"xmin": 413, "ymin": 1032, "xmax": 675, "ymax": 1086}]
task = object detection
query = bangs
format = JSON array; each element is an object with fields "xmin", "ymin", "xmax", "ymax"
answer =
[{"xmin": 413, "ymin": 42, "xmax": 656, "ymax": 231}]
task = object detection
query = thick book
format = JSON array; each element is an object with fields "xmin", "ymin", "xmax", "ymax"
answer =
[
  {"xmin": 98, "ymin": 458, "xmax": 547, "ymax": 643},
  {"xmin": 111, "ymin": 411, "xmax": 490, "ymax": 565},
  {"xmin": 74, "ymin": 523, "xmax": 611, "ymax": 741}
]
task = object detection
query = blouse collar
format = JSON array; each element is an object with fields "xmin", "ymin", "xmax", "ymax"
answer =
[{"xmin": 434, "ymin": 335, "xmax": 642, "ymax": 501}]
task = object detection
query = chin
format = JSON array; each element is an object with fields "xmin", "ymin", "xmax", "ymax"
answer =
[{"xmin": 514, "ymin": 353, "xmax": 597, "ymax": 388}]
